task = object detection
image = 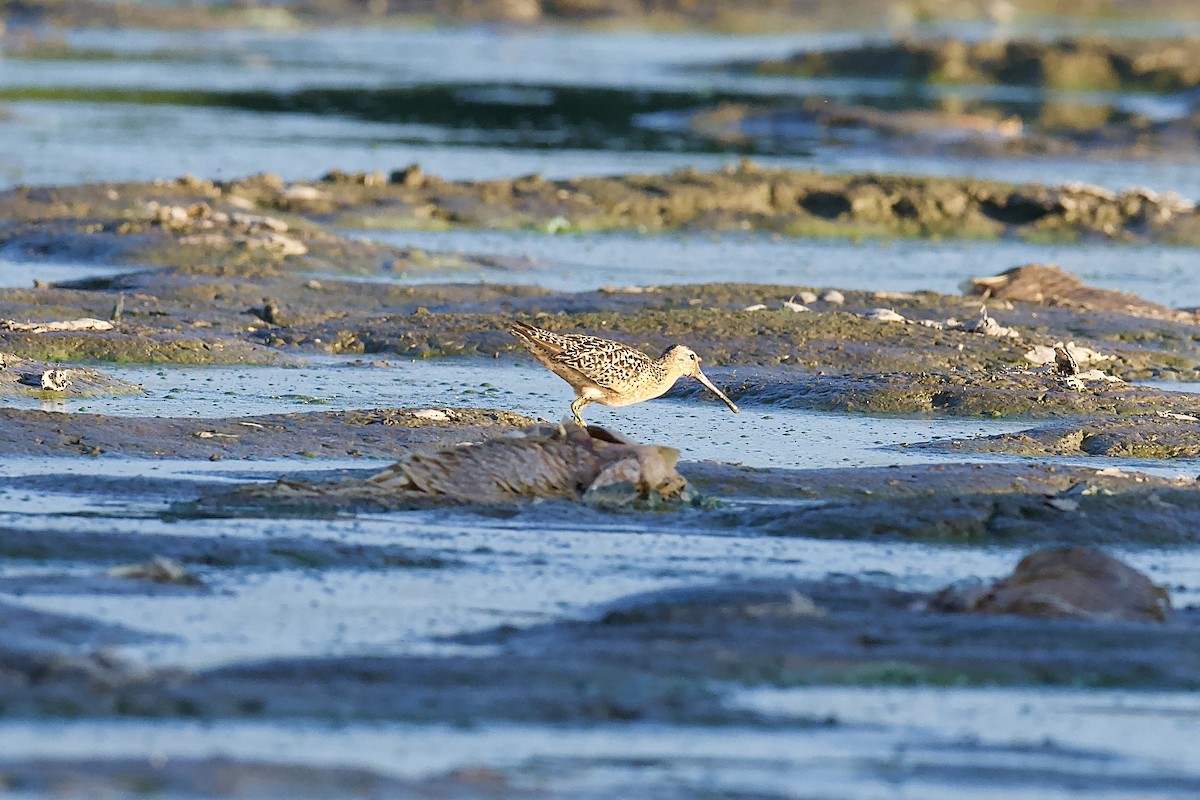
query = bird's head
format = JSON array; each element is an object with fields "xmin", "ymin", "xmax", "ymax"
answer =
[
  {"xmin": 662, "ymin": 344, "xmax": 739, "ymax": 414},
  {"xmin": 664, "ymin": 344, "xmax": 704, "ymax": 378}
]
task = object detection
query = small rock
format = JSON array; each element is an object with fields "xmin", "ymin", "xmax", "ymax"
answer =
[
  {"xmin": 40, "ymin": 369, "xmax": 71, "ymax": 391},
  {"xmin": 600, "ymin": 286, "xmax": 659, "ymax": 295},
  {"xmin": 279, "ymin": 184, "xmax": 329, "ymax": 201},
  {"xmin": 782, "ymin": 301, "xmax": 810, "ymax": 312},
  {"xmin": 226, "ymin": 195, "xmax": 256, "ymax": 210},
  {"xmin": 3, "ymin": 318, "xmax": 114, "ymax": 333},
  {"xmin": 250, "ymin": 298, "xmax": 283, "ymax": 326},
  {"xmin": 230, "ymin": 211, "xmax": 290, "ymax": 233},
  {"xmin": 1044, "ymin": 496, "xmax": 1079, "ymax": 512},
  {"xmin": 867, "ymin": 308, "xmax": 907, "ymax": 323},
  {"xmin": 819, "ymin": 289, "xmax": 845, "ymax": 305},
  {"xmin": 963, "ymin": 306, "xmax": 1020, "ymax": 338},
  {"xmin": 1025, "ymin": 341, "xmax": 1109, "ymax": 368},
  {"xmin": 936, "ymin": 546, "xmax": 1170, "ymax": 623},
  {"xmin": 1156, "ymin": 411, "xmax": 1200, "ymax": 422},
  {"xmin": 797, "ymin": 291, "xmax": 818, "ymax": 304},
  {"xmin": 412, "ymin": 409, "xmax": 451, "ymax": 421},
  {"xmin": 743, "ymin": 303, "xmax": 768, "ymax": 312},
  {"xmin": 390, "ymin": 164, "xmax": 426, "ymax": 188}
]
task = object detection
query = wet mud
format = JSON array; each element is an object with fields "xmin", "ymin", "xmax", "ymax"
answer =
[
  {"xmin": 682, "ymin": 95, "xmax": 1200, "ymax": 162},
  {"xmin": 0, "ymin": 758, "xmax": 465, "ymax": 800},
  {"xmin": 0, "ymin": 406, "xmax": 531, "ymax": 459},
  {"xmin": 193, "ymin": 422, "xmax": 688, "ymax": 513},
  {"xmin": 697, "ymin": 462, "xmax": 1200, "ymax": 546},
  {"xmin": 917, "ymin": 413, "xmax": 1200, "ymax": 459},
  {"xmin": 5, "ymin": 168, "xmax": 1199, "ymax": 260},
  {"xmin": 4, "ymin": 262, "xmax": 1200, "ymax": 417},
  {"xmin": 747, "ymin": 36, "xmax": 1200, "ymax": 93},
  {"xmin": 0, "ymin": 354, "xmax": 142, "ymax": 399},
  {"xmin": 707, "ymin": 36, "xmax": 1200, "ymax": 162},
  {"xmin": 3, "ymin": 571, "xmax": 1198, "ymax": 727}
]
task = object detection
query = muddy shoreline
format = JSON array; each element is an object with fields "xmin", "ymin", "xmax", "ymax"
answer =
[
  {"xmin": 5, "ymin": 168, "xmax": 1198, "ymax": 260},
  {"xmin": 5, "ymin": 9, "xmax": 1200, "ymax": 795}
]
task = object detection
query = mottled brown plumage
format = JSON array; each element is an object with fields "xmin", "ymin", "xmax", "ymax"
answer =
[{"xmin": 509, "ymin": 320, "xmax": 740, "ymax": 425}]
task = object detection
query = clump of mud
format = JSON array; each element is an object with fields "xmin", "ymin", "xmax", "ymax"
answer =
[
  {"xmin": 0, "ymin": 351, "xmax": 143, "ymax": 398},
  {"xmin": 749, "ymin": 37, "xmax": 1200, "ymax": 92},
  {"xmin": 191, "ymin": 422, "xmax": 689, "ymax": 512},
  {"xmin": 930, "ymin": 546, "xmax": 1171, "ymax": 623}
]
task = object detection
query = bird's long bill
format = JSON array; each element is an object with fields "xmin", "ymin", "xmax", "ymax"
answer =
[{"xmin": 695, "ymin": 370, "xmax": 740, "ymax": 414}]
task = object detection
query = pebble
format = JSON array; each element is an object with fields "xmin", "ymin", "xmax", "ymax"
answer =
[{"xmin": 867, "ymin": 308, "xmax": 907, "ymax": 323}]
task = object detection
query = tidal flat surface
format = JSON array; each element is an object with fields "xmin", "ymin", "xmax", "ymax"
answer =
[{"xmin": 3, "ymin": 16, "xmax": 1200, "ymax": 800}]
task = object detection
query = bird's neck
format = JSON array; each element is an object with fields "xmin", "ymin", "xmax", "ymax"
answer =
[{"xmin": 653, "ymin": 357, "xmax": 685, "ymax": 385}]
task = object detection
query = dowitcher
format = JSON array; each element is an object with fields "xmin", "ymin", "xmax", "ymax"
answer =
[
  {"xmin": 509, "ymin": 321, "xmax": 740, "ymax": 425},
  {"xmin": 1053, "ymin": 344, "xmax": 1080, "ymax": 377}
]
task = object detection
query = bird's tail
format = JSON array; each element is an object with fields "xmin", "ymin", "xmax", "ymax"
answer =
[{"xmin": 508, "ymin": 320, "xmax": 567, "ymax": 354}]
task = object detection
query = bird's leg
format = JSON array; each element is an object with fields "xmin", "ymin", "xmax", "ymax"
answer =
[{"xmin": 570, "ymin": 397, "xmax": 590, "ymax": 427}]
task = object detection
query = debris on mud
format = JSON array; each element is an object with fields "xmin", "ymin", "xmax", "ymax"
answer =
[
  {"xmin": 2, "ymin": 317, "xmax": 114, "ymax": 333},
  {"xmin": 1025, "ymin": 341, "xmax": 1110, "ymax": 369},
  {"xmin": 106, "ymin": 556, "xmax": 202, "ymax": 586},
  {"xmin": 968, "ymin": 262, "xmax": 1191, "ymax": 321},
  {"xmin": 194, "ymin": 423, "xmax": 689, "ymax": 512},
  {"xmin": 929, "ymin": 546, "xmax": 1171, "ymax": 623}
]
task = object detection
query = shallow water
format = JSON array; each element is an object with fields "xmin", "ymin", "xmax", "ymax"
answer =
[
  {"xmin": 0, "ymin": 687, "xmax": 1197, "ymax": 798},
  {"xmin": 3, "ymin": 469, "xmax": 1197, "ymax": 670},
  {"xmin": 5, "ymin": 27, "xmax": 1200, "ymax": 195},
  {"xmin": 0, "ymin": 358, "xmax": 1034, "ymax": 469},
  {"xmin": 12, "ymin": 357, "xmax": 1200, "ymax": 475},
  {"xmin": 0, "ymin": 254, "xmax": 132, "ymax": 288},
  {"xmin": 368, "ymin": 228, "xmax": 1200, "ymax": 308}
]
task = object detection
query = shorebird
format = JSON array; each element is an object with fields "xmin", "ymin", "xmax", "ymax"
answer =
[
  {"xmin": 1053, "ymin": 344, "xmax": 1080, "ymax": 377},
  {"xmin": 509, "ymin": 320, "xmax": 740, "ymax": 426}
]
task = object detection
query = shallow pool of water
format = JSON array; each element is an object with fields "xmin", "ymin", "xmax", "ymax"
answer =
[
  {"xmin": 6, "ymin": 26, "xmax": 1200, "ymax": 196},
  {"xmin": 4, "ymin": 358, "xmax": 1034, "ymax": 471},
  {"xmin": 0, "ymin": 254, "xmax": 134, "ymax": 288},
  {"xmin": 366, "ymin": 229, "xmax": 1200, "ymax": 308}
]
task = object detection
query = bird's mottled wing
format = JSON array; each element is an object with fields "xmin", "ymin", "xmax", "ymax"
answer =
[{"xmin": 554, "ymin": 335, "xmax": 654, "ymax": 390}]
